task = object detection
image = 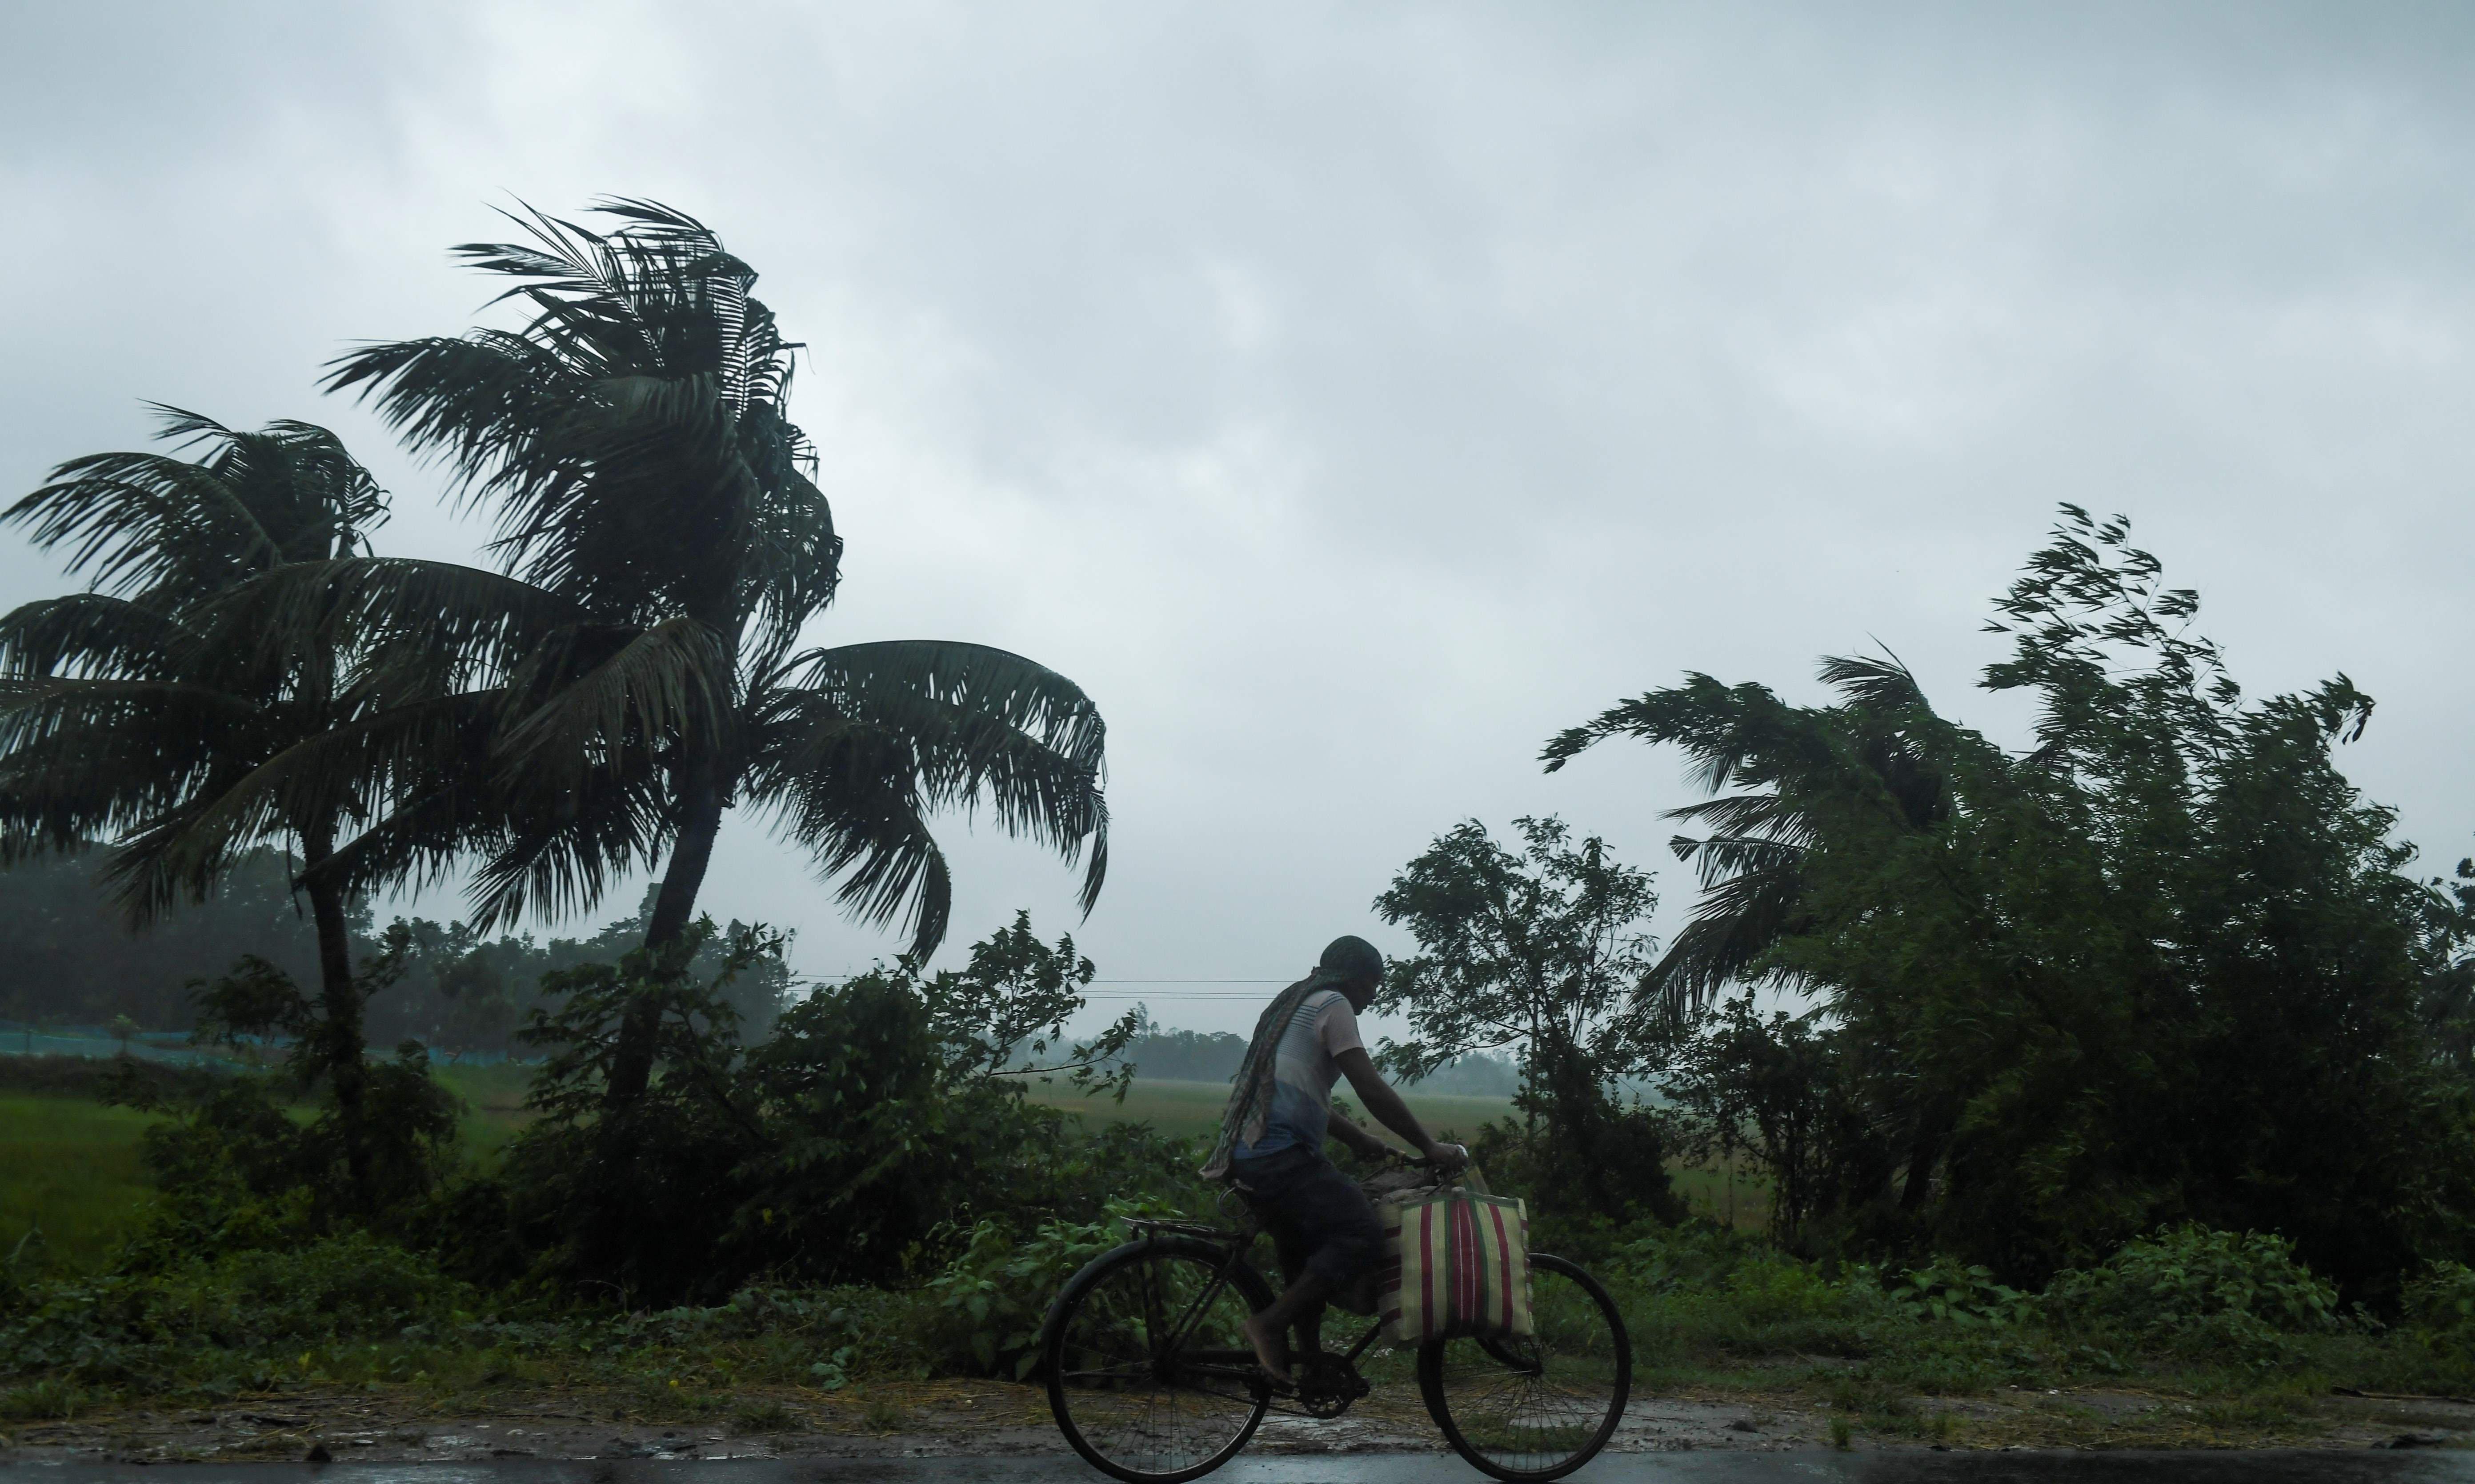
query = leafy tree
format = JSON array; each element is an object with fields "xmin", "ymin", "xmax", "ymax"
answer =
[
  {"xmin": 1374, "ymin": 816, "xmax": 1657, "ymax": 1090},
  {"xmin": 1662, "ymin": 992, "xmax": 1852, "ymax": 1241},
  {"xmin": 1545, "ymin": 655, "xmax": 1970, "ymax": 1230},
  {"xmin": 366, "ymin": 887, "xmax": 791, "ymax": 1057},
  {"xmin": 304, "ymin": 200, "xmax": 1109, "ymax": 1114},
  {"xmin": 183, "ymin": 927, "xmax": 461, "ymax": 1216},
  {"xmin": 1557, "ymin": 508, "xmax": 2475, "ymax": 1293},
  {"xmin": 2415, "ymin": 857, "xmax": 2475, "ymax": 1072},
  {"xmin": 0, "ymin": 411, "xmax": 412, "ymax": 1198},
  {"xmin": 916, "ymin": 909, "xmax": 1135, "ymax": 1097},
  {"xmin": 1373, "ymin": 816, "xmax": 1681, "ymax": 1223}
]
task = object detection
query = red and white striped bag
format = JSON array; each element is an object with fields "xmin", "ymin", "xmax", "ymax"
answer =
[{"xmin": 1376, "ymin": 1188, "xmax": 1534, "ymax": 1346}]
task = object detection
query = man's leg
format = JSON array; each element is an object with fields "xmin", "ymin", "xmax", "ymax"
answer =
[
  {"xmin": 1242, "ymin": 1273, "xmax": 1334, "ymax": 1383},
  {"xmin": 1241, "ymin": 1156, "xmax": 1384, "ymax": 1382},
  {"xmin": 1242, "ymin": 1211, "xmax": 1318, "ymax": 1380}
]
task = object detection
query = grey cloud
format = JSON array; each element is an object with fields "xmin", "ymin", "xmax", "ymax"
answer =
[{"xmin": 5, "ymin": 1, "xmax": 2471, "ymax": 1034}]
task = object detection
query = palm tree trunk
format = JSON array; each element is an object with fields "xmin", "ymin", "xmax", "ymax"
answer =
[
  {"xmin": 603, "ymin": 771, "xmax": 725, "ymax": 1111},
  {"xmin": 300, "ymin": 821, "xmax": 372, "ymax": 1204}
]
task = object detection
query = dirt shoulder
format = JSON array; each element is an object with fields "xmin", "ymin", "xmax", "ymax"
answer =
[{"xmin": 5, "ymin": 1380, "xmax": 2471, "ymax": 1466}]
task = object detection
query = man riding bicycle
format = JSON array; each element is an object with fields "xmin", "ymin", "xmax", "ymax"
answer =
[{"xmin": 1201, "ymin": 935, "xmax": 1467, "ymax": 1388}]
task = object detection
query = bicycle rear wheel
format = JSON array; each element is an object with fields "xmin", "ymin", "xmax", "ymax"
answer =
[
  {"xmin": 1043, "ymin": 1236, "xmax": 1274, "ymax": 1484},
  {"xmin": 1418, "ymin": 1253, "xmax": 1631, "ymax": 1482}
]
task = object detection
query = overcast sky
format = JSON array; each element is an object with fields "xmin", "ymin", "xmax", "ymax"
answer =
[{"xmin": 6, "ymin": 2, "xmax": 2471, "ymax": 1037}]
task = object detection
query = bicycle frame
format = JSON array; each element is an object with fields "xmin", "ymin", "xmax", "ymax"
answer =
[{"xmin": 1123, "ymin": 1218, "xmax": 1386, "ymax": 1412}]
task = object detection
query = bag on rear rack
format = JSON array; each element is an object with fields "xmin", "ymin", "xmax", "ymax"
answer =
[{"xmin": 1376, "ymin": 1186, "xmax": 1533, "ymax": 1346}]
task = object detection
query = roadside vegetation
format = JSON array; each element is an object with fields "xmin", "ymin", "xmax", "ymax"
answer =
[{"xmin": 6, "ymin": 199, "xmax": 2475, "ymax": 1452}]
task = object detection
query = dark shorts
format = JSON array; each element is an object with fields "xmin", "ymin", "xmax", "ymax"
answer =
[{"xmin": 1227, "ymin": 1144, "xmax": 1384, "ymax": 1290}]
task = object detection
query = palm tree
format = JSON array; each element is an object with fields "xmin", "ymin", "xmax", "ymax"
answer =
[
  {"xmin": 311, "ymin": 200, "xmax": 1109, "ymax": 1110},
  {"xmin": 1541, "ymin": 653, "xmax": 1951, "ymax": 1024},
  {"xmin": 1543, "ymin": 653, "xmax": 1962, "ymax": 1212},
  {"xmin": 0, "ymin": 410, "xmax": 399, "ymax": 1190}
]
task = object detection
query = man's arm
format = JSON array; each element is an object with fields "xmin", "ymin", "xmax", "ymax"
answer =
[
  {"xmin": 1334, "ymin": 1047, "xmax": 1464, "ymax": 1168},
  {"xmin": 1324, "ymin": 1107, "xmax": 1392, "ymax": 1160}
]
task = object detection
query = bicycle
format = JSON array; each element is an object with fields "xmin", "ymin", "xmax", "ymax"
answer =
[{"xmin": 1040, "ymin": 1158, "xmax": 1631, "ymax": 1483}]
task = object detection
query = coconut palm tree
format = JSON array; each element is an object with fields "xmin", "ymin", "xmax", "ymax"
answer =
[
  {"xmin": 1541, "ymin": 653, "xmax": 1950, "ymax": 1025},
  {"xmin": 0, "ymin": 410, "xmax": 402, "ymax": 1190},
  {"xmin": 309, "ymin": 200, "xmax": 1109, "ymax": 1110}
]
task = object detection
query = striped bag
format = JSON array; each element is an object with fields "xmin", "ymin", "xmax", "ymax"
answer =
[{"xmin": 1377, "ymin": 1189, "xmax": 1534, "ymax": 1346}]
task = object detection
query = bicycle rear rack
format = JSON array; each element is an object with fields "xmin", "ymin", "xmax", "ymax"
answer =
[{"xmin": 1122, "ymin": 1216, "xmax": 1244, "ymax": 1242}]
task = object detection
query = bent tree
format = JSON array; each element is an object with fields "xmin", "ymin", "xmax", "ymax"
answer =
[
  {"xmin": 1546, "ymin": 508, "xmax": 2475, "ymax": 1291},
  {"xmin": 0, "ymin": 411, "xmax": 403, "ymax": 1198},
  {"xmin": 316, "ymin": 200, "xmax": 1111, "ymax": 1111}
]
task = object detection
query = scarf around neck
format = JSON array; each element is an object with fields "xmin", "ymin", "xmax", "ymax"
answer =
[{"xmin": 1200, "ymin": 968, "xmax": 1350, "ymax": 1180}]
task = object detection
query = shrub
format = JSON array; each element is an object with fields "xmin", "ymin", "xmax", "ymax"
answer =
[
  {"xmin": 2045, "ymin": 1224, "xmax": 2342, "ymax": 1361},
  {"xmin": 925, "ymin": 1198, "xmax": 1186, "ymax": 1377},
  {"xmin": 493, "ymin": 923, "xmax": 1208, "ymax": 1308},
  {"xmin": 2402, "ymin": 1260, "xmax": 2475, "ymax": 1335},
  {"xmin": 1607, "ymin": 1220, "xmax": 1762, "ymax": 1294},
  {"xmin": 0, "ymin": 1232, "xmax": 473, "ymax": 1387},
  {"xmin": 1887, "ymin": 1257, "xmax": 2034, "ymax": 1329},
  {"xmin": 1605, "ymin": 1222, "xmax": 1890, "ymax": 1362}
]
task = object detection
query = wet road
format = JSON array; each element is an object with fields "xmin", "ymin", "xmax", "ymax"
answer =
[{"xmin": 12, "ymin": 1453, "xmax": 2474, "ymax": 1483}]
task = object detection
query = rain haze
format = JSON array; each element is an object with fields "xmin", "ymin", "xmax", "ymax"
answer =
[{"xmin": 5, "ymin": 2, "xmax": 2471, "ymax": 1039}]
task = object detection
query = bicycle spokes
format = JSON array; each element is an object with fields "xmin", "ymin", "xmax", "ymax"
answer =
[
  {"xmin": 1419, "ymin": 1254, "xmax": 1632, "ymax": 1482},
  {"xmin": 1047, "ymin": 1243, "xmax": 1269, "ymax": 1482}
]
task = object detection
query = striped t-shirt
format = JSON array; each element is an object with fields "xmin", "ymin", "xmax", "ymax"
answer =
[{"xmin": 1229, "ymin": 988, "xmax": 1365, "ymax": 1160}]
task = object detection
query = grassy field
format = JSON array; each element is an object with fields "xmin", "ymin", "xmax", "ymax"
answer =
[
  {"xmin": 0, "ymin": 1063, "xmax": 541, "ymax": 1274},
  {"xmin": 0, "ymin": 1095, "xmax": 160, "ymax": 1276},
  {"xmin": 434, "ymin": 1061, "xmax": 538, "ymax": 1162}
]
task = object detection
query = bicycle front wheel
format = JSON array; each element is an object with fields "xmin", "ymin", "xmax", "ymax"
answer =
[
  {"xmin": 1418, "ymin": 1253, "xmax": 1631, "ymax": 1482},
  {"xmin": 1043, "ymin": 1236, "xmax": 1275, "ymax": 1484}
]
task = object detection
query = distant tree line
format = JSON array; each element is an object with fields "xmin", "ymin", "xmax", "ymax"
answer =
[
  {"xmin": 1094, "ymin": 1008, "xmax": 1518, "ymax": 1093},
  {"xmin": 0, "ymin": 848, "xmax": 331, "ymax": 1030},
  {"xmin": 0, "ymin": 857, "xmax": 784, "ymax": 1056}
]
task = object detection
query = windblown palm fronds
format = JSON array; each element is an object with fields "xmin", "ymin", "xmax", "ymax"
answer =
[
  {"xmin": 320, "ymin": 199, "xmax": 1110, "ymax": 1108},
  {"xmin": 0, "ymin": 411, "xmax": 411, "ymax": 1195},
  {"xmin": 1541, "ymin": 653, "xmax": 1950, "ymax": 1024}
]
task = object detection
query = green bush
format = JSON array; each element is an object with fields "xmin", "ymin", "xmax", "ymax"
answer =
[
  {"xmin": 2402, "ymin": 1260, "xmax": 2475, "ymax": 1334},
  {"xmin": 489, "ymin": 929, "xmax": 1213, "ymax": 1308},
  {"xmin": 1606, "ymin": 1222, "xmax": 1890, "ymax": 1363},
  {"xmin": 925, "ymin": 1197, "xmax": 1189, "ymax": 1377},
  {"xmin": 163, "ymin": 1232, "xmax": 472, "ymax": 1344},
  {"xmin": 2045, "ymin": 1224, "xmax": 2343, "ymax": 1361},
  {"xmin": 1887, "ymin": 1258, "xmax": 2034, "ymax": 1329},
  {"xmin": 1, "ymin": 1232, "xmax": 473, "ymax": 1387},
  {"xmin": 1606, "ymin": 1220, "xmax": 1759, "ymax": 1293}
]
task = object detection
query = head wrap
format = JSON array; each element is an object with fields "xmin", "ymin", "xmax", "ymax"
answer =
[{"xmin": 1200, "ymin": 936, "xmax": 1386, "ymax": 1179}]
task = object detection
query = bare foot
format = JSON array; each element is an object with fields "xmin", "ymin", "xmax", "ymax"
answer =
[{"xmin": 1241, "ymin": 1312, "xmax": 1291, "ymax": 1384}]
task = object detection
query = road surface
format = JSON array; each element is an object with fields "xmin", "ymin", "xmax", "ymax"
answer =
[{"xmin": 15, "ymin": 1452, "xmax": 2475, "ymax": 1482}]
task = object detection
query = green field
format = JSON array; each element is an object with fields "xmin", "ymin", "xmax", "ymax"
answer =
[
  {"xmin": 434, "ymin": 1060, "xmax": 538, "ymax": 1161},
  {"xmin": 0, "ymin": 1094, "xmax": 161, "ymax": 1275},
  {"xmin": 0, "ymin": 1064, "xmax": 542, "ymax": 1273}
]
